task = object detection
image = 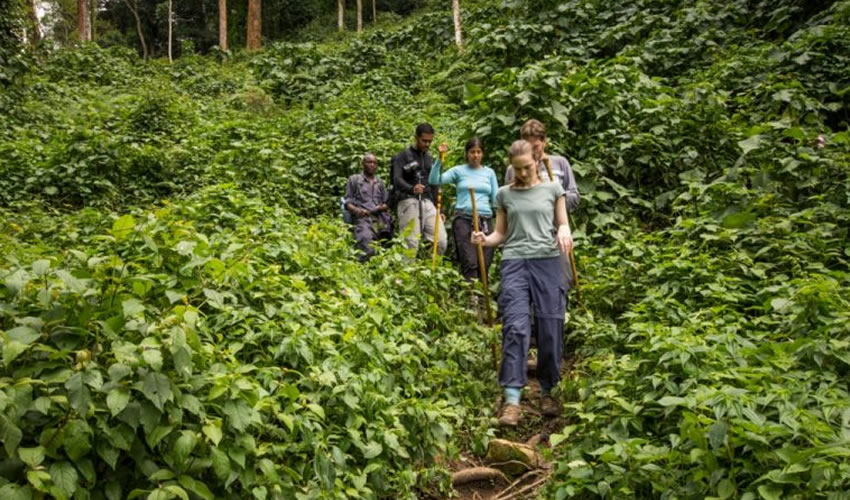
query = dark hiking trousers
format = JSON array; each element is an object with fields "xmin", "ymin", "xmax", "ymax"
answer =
[
  {"xmin": 498, "ymin": 257, "xmax": 566, "ymax": 392},
  {"xmin": 353, "ymin": 216, "xmax": 391, "ymax": 262},
  {"xmin": 452, "ymin": 213, "xmax": 494, "ymax": 281}
]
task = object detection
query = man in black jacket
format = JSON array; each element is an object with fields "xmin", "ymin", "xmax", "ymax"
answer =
[{"xmin": 391, "ymin": 123, "xmax": 447, "ymax": 254}]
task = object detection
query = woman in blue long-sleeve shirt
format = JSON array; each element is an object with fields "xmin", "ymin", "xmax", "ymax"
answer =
[{"xmin": 430, "ymin": 137, "xmax": 499, "ymax": 280}]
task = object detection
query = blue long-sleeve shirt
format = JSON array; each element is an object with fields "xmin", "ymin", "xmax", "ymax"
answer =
[{"xmin": 429, "ymin": 160, "xmax": 499, "ymax": 217}]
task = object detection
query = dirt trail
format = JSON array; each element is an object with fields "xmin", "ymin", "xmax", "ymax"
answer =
[{"xmin": 449, "ymin": 358, "xmax": 573, "ymax": 500}]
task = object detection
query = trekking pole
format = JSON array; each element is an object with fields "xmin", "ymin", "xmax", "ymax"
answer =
[
  {"xmin": 432, "ymin": 150, "xmax": 445, "ymax": 269},
  {"xmin": 416, "ymin": 171, "xmax": 424, "ymax": 253},
  {"xmin": 544, "ymin": 157, "xmax": 582, "ymax": 306}
]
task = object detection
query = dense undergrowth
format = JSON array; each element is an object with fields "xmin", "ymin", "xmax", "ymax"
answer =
[{"xmin": 2, "ymin": 0, "xmax": 850, "ymax": 498}]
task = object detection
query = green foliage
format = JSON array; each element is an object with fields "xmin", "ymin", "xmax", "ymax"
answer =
[
  {"xmin": 0, "ymin": 186, "xmax": 494, "ymax": 498},
  {"xmin": 2, "ymin": 0, "xmax": 850, "ymax": 498}
]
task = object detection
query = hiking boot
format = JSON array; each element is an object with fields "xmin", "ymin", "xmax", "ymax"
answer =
[
  {"xmin": 498, "ymin": 404, "xmax": 522, "ymax": 427},
  {"xmin": 541, "ymin": 395, "xmax": 560, "ymax": 417}
]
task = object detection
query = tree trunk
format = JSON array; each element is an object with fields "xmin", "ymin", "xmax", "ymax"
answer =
[
  {"xmin": 218, "ymin": 0, "xmax": 227, "ymax": 51},
  {"xmin": 167, "ymin": 0, "xmax": 173, "ymax": 62},
  {"xmin": 77, "ymin": 0, "xmax": 91, "ymax": 41},
  {"xmin": 246, "ymin": 0, "xmax": 261, "ymax": 50},
  {"xmin": 372, "ymin": 0, "xmax": 376, "ymax": 25},
  {"xmin": 27, "ymin": 0, "xmax": 41, "ymax": 46},
  {"xmin": 452, "ymin": 0, "xmax": 464, "ymax": 52},
  {"xmin": 90, "ymin": 0, "xmax": 97, "ymax": 41},
  {"xmin": 122, "ymin": 0, "xmax": 148, "ymax": 60},
  {"xmin": 337, "ymin": 0, "xmax": 344, "ymax": 31},
  {"xmin": 356, "ymin": 0, "xmax": 362, "ymax": 32}
]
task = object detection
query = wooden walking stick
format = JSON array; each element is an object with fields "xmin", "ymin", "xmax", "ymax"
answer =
[
  {"xmin": 469, "ymin": 188, "xmax": 494, "ymax": 326},
  {"xmin": 469, "ymin": 187, "xmax": 498, "ymax": 371},
  {"xmin": 544, "ymin": 157, "xmax": 582, "ymax": 306},
  {"xmin": 432, "ymin": 150, "xmax": 445, "ymax": 268}
]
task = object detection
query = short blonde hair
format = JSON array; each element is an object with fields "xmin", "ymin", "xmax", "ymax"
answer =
[
  {"xmin": 519, "ymin": 119, "xmax": 546, "ymax": 140},
  {"xmin": 508, "ymin": 139, "xmax": 534, "ymax": 160}
]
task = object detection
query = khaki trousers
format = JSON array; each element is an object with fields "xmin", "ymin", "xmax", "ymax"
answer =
[{"xmin": 397, "ymin": 197, "xmax": 447, "ymax": 254}]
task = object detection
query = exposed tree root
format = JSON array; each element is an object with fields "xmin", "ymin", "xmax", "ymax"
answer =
[{"xmin": 451, "ymin": 467, "xmax": 509, "ymax": 487}]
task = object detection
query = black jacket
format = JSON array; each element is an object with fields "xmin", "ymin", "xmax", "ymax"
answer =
[{"xmin": 390, "ymin": 146, "xmax": 435, "ymax": 203}]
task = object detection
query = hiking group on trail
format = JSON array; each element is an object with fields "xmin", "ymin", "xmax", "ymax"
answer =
[{"xmin": 342, "ymin": 119, "xmax": 580, "ymax": 426}]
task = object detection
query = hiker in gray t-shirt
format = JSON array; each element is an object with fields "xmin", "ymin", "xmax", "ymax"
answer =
[
  {"xmin": 472, "ymin": 140, "xmax": 574, "ymax": 427},
  {"xmin": 504, "ymin": 119, "xmax": 580, "ymax": 290}
]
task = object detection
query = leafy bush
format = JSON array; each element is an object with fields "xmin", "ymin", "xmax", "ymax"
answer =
[{"xmin": 0, "ymin": 186, "xmax": 494, "ymax": 499}]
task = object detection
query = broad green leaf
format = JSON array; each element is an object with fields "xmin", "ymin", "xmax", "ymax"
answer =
[
  {"xmin": 147, "ymin": 488, "xmax": 173, "ymax": 500},
  {"xmin": 657, "ymin": 396, "xmax": 685, "ymax": 407},
  {"xmin": 142, "ymin": 372, "xmax": 173, "ymax": 410},
  {"xmin": 362, "ymin": 441, "xmax": 382, "ymax": 459},
  {"xmin": 49, "ymin": 462, "xmax": 78, "ymax": 498},
  {"xmin": 717, "ymin": 479, "xmax": 735, "ymax": 499},
  {"xmin": 105, "ymin": 482, "xmax": 121, "ymax": 500},
  {"xmin": 108, "ymin": 363, "xmax": 132, "ymax": 381},
  {"xmin": 223, "ymin": 400, "xmax": 252, "ymax": 431},
  {"xmin": 63, "ymin": 420, "xmax": 91, "ymax": 461},
  {"xmin": 758, "ymin": 485, "xmax": 782, "ymax": 500},
  {"xmin": 708, "ymin": 421, "xmax": 727, "ymax": 450},
  {"xmin": 97, "ymin": 442, "xmax": 119, "ymax": 470},
  {"xmin": 210, "ymin": 448, "xmax": 230, "ymax": 479},
  {"xmin": 738, "ymin": 135, "xmax": 763, "ymax": 154},
  {"xmin": 178, "ymin": 475, "xmax": 214, "ymax": 500},
  {"xmin": 163, "ymin": 485, "xmax": 189, "ymax": 500},
  {"xmin": 0, "ymin": 484, "xmax": 32, "ymax": 500},
  {"xmin": 3, "ymin": 341, "xmax": 29, "ymax": 365},
  {"xmin": 18, "ymin": 447, "xmax": 45, "ymax": 467},
  {"xmin": 32, "ymin": 259, "xmax": 51, "ymax": 276},
  {"xmin": 122, "ymin": 299, "xmax": 145, "ymax": 318},
  {"xmin": 56, "ymin": 270, "xmax": 87, "ymax": 293},
  {"xmin": 146, "ymin": 425, "xmax": 173, "ymax": 448},
  {"xmin": 173, "ymin": 431, "xmax": 197, "ymax": 466},
  {"xmin": 107, "ymin": 388, "xmax": 131, "ymax": 417},
  {"xmin": 76, "ymin": 458, "xmax": 95, "ymax": 483},
  {"xmin": 112, "ymin": 215, "xmax": 136, "ymax": 241},
  {"xmin": 148, "ymin": 470, "xmax": 175, "ymax": 481},
  {"xmin": 6, "ymin": 326, "xmax": 40, "ymax": 344},
  {"xmin": 202, "ymin": 421, "xmax": 223, "ymax": 446},
  {"xmin": 142, "ymin": 349, "xmax": 163, "ymax": 371},
  {"xmin": 65, "ymin": 372, "xmax": 91, "ymax": 415}
]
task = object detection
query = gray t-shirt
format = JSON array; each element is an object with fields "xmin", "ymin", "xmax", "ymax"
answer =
[
  {"xmin": 494, "ymin": 182, "xmax": 565, "ymax": 260},
  {"xmin": 504, "ymin": 155, "xmax": 579, "ymax": 212}
]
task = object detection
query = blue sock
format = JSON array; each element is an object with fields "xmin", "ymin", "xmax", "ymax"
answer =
[{"xmin": 504, "ymin": 387, "xmax": 521, "ymax": 405}]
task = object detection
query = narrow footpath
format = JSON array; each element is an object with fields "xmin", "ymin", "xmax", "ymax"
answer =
[{"xmin": 448, "ymin": 359, "xmax": 574, "ymax": 500}]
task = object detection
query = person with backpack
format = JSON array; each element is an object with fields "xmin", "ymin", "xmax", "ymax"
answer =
[
  {"xmin": 344, "ymin": 153, "xmax": 393, "ymax": 262},
  {"xmin": 471, "ymin": 140, "xmax": 574, "ymax": 427},
  {"xmin": 390, "ymin": 123, "xmax": 447, "ymax": 255},
  {"xmin": 505, "ymin": 119, "xmax": 580, "ymax": 289},
  {"xmin": 429, "ymin": 137, "xmax": 499, "ymax": 281}
]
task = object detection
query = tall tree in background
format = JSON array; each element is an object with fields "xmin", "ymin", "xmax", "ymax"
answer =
[
  {"xmin": 372, "ymin": 0, "xmax": 376, "ymax": 25},
  {"xmin": 167, "ymin": 0, "xmax": 172, "ymax": 61},
  {"xmin": 122, "ymin": 0, "xmax": 147, "ymax": 59},
  {"xmin": 337, "ymin": 0, "xmax": 343, "ymax": 31},
  {"xmin": 356, "ymin": 0, "xmax": 361, "ymax": 32},
  {"xmin": 27, "ymin": 0, "xmax": 41, "ymax": 45},
  {"xmin": 452, "ymin": 0, "xmax": 463, "ymax": 52},
  {"xmin": 218, "ymin": 0, "xmax": 227, "ymax": 50},
  {"xmin": 77, "ymin": 0, "xmax": 91, "ymax": 41},
  {"xmin": 246, "ymin": 0, "xmax": 260, "ymax": 50}
]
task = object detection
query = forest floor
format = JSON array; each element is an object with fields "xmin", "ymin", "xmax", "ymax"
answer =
[{"xmin": 448, "ymin": 357, "xmax": 574, "ymax": 500}]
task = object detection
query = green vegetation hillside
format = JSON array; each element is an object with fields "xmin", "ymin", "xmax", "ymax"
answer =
[{"xmin": 2, "ymin": 0, "xmax": 849, "ymax": 498}]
